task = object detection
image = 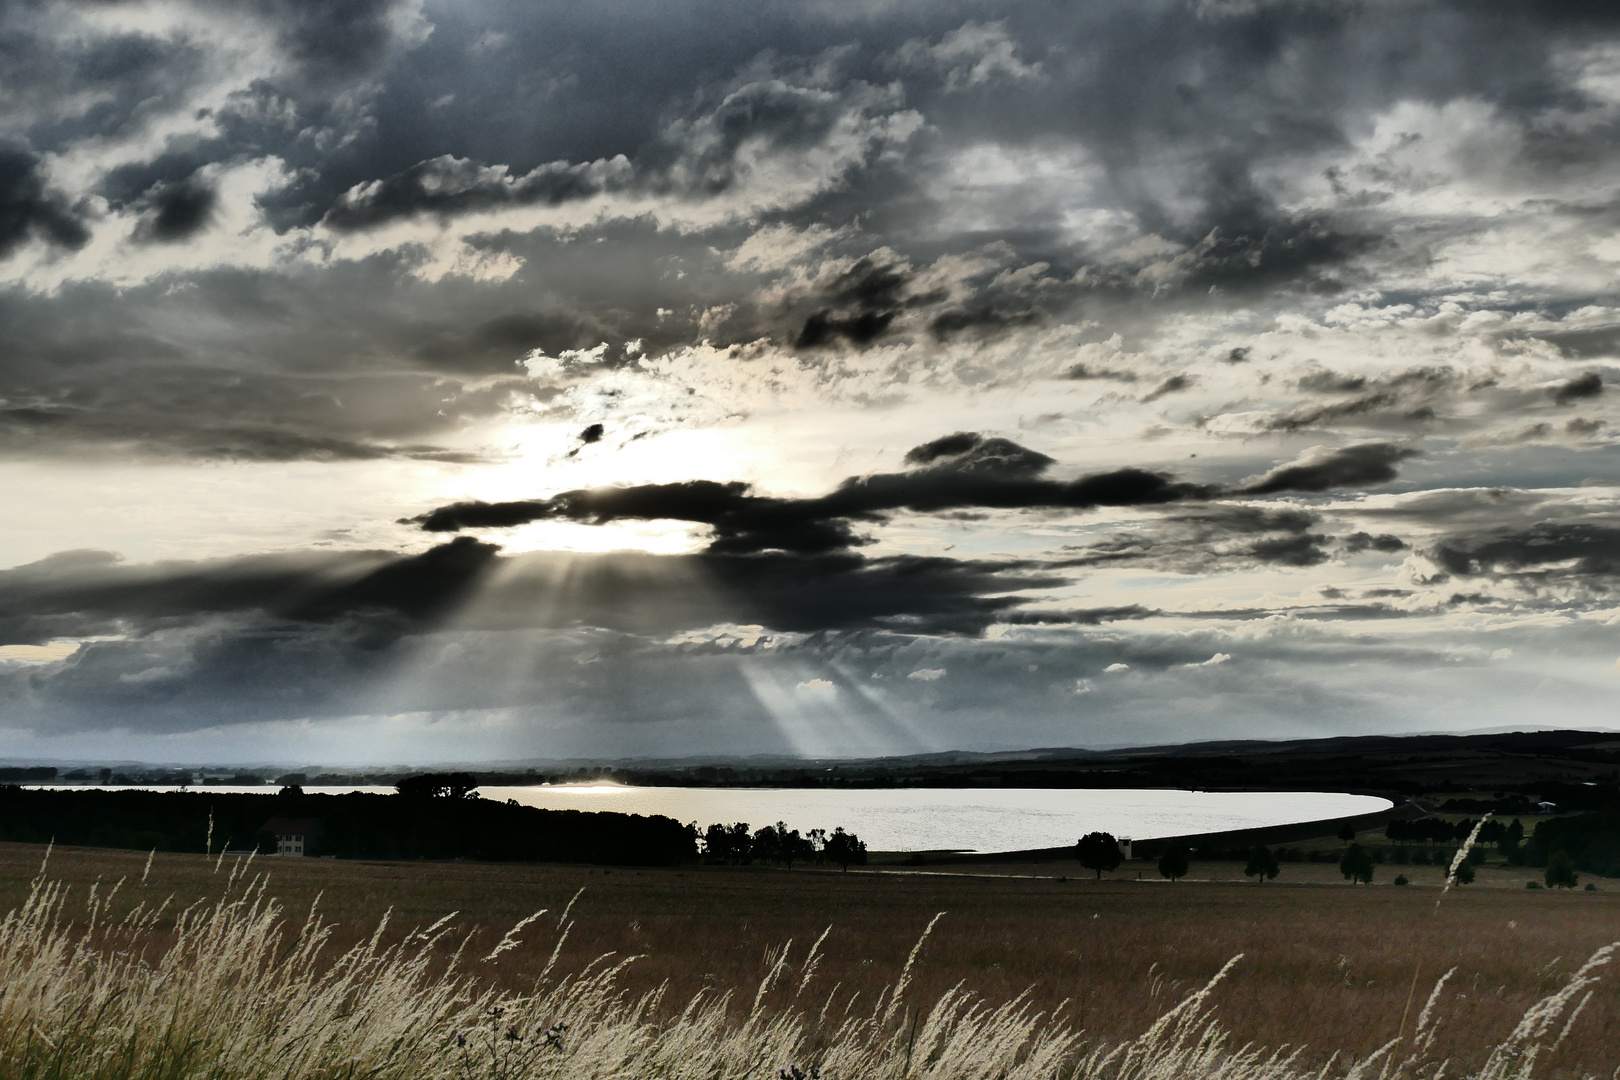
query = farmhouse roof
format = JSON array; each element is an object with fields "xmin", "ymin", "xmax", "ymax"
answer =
[{"xmin": 258, "ymin": 817, "xmax": 323, "ymax": 836}]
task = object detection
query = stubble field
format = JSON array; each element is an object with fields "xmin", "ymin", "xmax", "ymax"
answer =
[{"xmin": 0, "ymin": 840, "xmax": 1614, "ymax": 1076}]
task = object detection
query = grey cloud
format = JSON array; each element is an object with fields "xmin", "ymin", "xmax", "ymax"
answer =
[
  {"xmin": 1535, "ymin": 324, "xmax": 1620, "ymax": 360},
  {"xmin": 324, "ymin": 74, "xmax": 905, "ymax": 234},
  {"xmin": 1064, "ymin": 363, "xmax": 1138, "ymax": 382},
  {"xmin": 1341, "ymin": 531, "xmax": 1408, "ymax": 554},
  {"xmin": 1059, "ymin": 505, "xmax": 1334, "ymax": 573},
  {"xmin": 250, "ymin": 0, "xmax": 425, "ymax": 88},
  {"xmin": 1141, "ymin": 374, "xmax": 1193, "ymax": 403},
  {"xmin": 322, "ymin": 155, "xmax": 633, "ymax": 231},
  {"xmin": 1266, "ymin": 370, "xmax": 1458, "ymax": 434},
  {"xmin": 4, "ymin": 0, "xmax": 1618, "ymax": 471}
]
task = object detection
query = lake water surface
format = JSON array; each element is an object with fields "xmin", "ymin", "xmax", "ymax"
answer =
[
  {"xmin": 52, "ymin": 784, "xmax": 1391, "ymax": 853},
  {"xmin": 483, "ymin": 786, "xmax": 1390, "ymax": 853}
]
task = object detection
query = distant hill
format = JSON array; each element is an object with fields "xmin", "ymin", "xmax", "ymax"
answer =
[{"xmin": 454, "ymin": 729, "xmax": 1620, "ymax": 800}]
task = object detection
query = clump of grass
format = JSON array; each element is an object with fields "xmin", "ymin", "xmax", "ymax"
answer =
[{"xmin": 0, "ymin": 858, "xmax": 1611, "ymax": 1080}]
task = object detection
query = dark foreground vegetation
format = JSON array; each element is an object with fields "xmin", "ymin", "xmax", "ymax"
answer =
[{"xmin": 0, "ymin": 784, "xmax": 697, "ymax": 865}]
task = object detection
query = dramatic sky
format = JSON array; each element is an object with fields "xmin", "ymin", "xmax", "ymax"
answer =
[{"xmin": 2, "ymin": 0, "xmax": 1618, "ymax": 766}]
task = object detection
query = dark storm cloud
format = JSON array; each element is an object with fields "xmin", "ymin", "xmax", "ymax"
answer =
[
  {"xmin": 1552, "ymin": 371, "xmax": 1604, "ymax": 406},
  {"xmin": 0, "ymin": 538, "xmax": 498, "ymax": 647},
  {"xmin": 413, "ymin": 433, "xmax": 1217, "ymax": 551},
  {"xmin": 792, "ymin": 254, "xmax": 930, "ymax": 350},
  {"xmin": 135, "ymin": 176, "xmax": 217, "ymax": 243},
  {"xmin": 413, "ymin": 433, "xmax": 1434, "ymax": 555},
  {"xmin": 0, "ymin": 143, "xmax": 89, "ymax": 258},
  {"xmin": 1238, "ymin": 442, "xmax": 1418, "ymax": 495},
  {"xmin": 1429, "ymin": 521, "xmax": 1620, "ymax": 586}
]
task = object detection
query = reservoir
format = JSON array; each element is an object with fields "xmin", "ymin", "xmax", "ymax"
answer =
[{"xmin": 482, "ymin": 785, "xmax": 1391, "ymax": 853}]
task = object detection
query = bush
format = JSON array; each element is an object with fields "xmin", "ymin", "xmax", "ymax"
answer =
[
  {"xmin": 1393, "ymin": 874, "xmax": 1410, "ymax": 886},
  {"xmin": 1526, "ymin": 880, "xmax": 1544, "ymax": 889}
]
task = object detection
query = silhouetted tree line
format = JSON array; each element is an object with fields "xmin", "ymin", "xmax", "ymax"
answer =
[
  {"xmin": 1526, "ymin": 811, "xmax": 1620, "ymax": 877},
  {"xmin": 395, "ymin": 772, "xmax": 479, "ymax": 800},
  {"xmin": 0, "ymin": 767, "xmax": 58, "ymax": 782},
  {"xmin": 699, "ymin": 821, "xmax": 867, "ymax": 869},
  {"xmin": 0, "ymin": 786, "xmax": 696, "ymax": 866}
]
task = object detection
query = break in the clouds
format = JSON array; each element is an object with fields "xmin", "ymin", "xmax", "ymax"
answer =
[{"xmin": 1, "ymin": 0, "xmax": 1619, "ymax": 764}]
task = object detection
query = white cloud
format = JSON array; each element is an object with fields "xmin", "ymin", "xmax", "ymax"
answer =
[
  {"xmin": 1186, "ymin": 653, "xmax": 1232, "ymax": 668},
  {"xmin": 0, "ymin": 640, "xmax": 83, "ymax": 664},
  {"xmin": 908, "ymin": 668, "xmax": 946, "ymax": 681},
  {"xmin": 1104, "ymin": 662, "xmax": 1131, "ymax": 673},
  {"xmin": 896, "ymin": 21, "xmax": 1043, "ymax": 91},
  {"xmin": 724, "ymin": 222, "xmax": 856, "ymax": 274}
]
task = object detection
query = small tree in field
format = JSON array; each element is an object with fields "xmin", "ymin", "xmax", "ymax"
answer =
[
  {"xmin": 1545, "ymin": 850, "xmax": 1578, "ymax": 889},
  {"xmin": 1337, "ymin": 823, "xmax": 1356, "ymax": 842},
  {"xmin": 1453, "ymin": 859, "xmax": 1475, "ymax": 885},
  {"xmin": 1244, "ymin": 845, "xmax": 1279, "ymax": 883},
  {"xmin": 1340, "ymin": 843, "xmax": 1374, "ymax": 884},
  {"xmin": 824, "ymin": 827, "xmax": 866, "ymax": 870},
  {"xmin": 1158, "ymin": 842, "xmax": 1189, "ymax": 882},
  {"xmin": 1075, "ymin": 831, "xmax": 1123, "ymax": 879}
]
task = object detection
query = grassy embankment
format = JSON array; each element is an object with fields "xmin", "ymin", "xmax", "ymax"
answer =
[{"xmin": 0, "ymin": 840, "xmax": 1614, "ymax": 1078}]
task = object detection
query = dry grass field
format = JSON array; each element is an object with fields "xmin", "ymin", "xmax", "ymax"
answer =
[{"xmin": 0, "ymin": 840, "xmax": 1615, "ymax": 1077}]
